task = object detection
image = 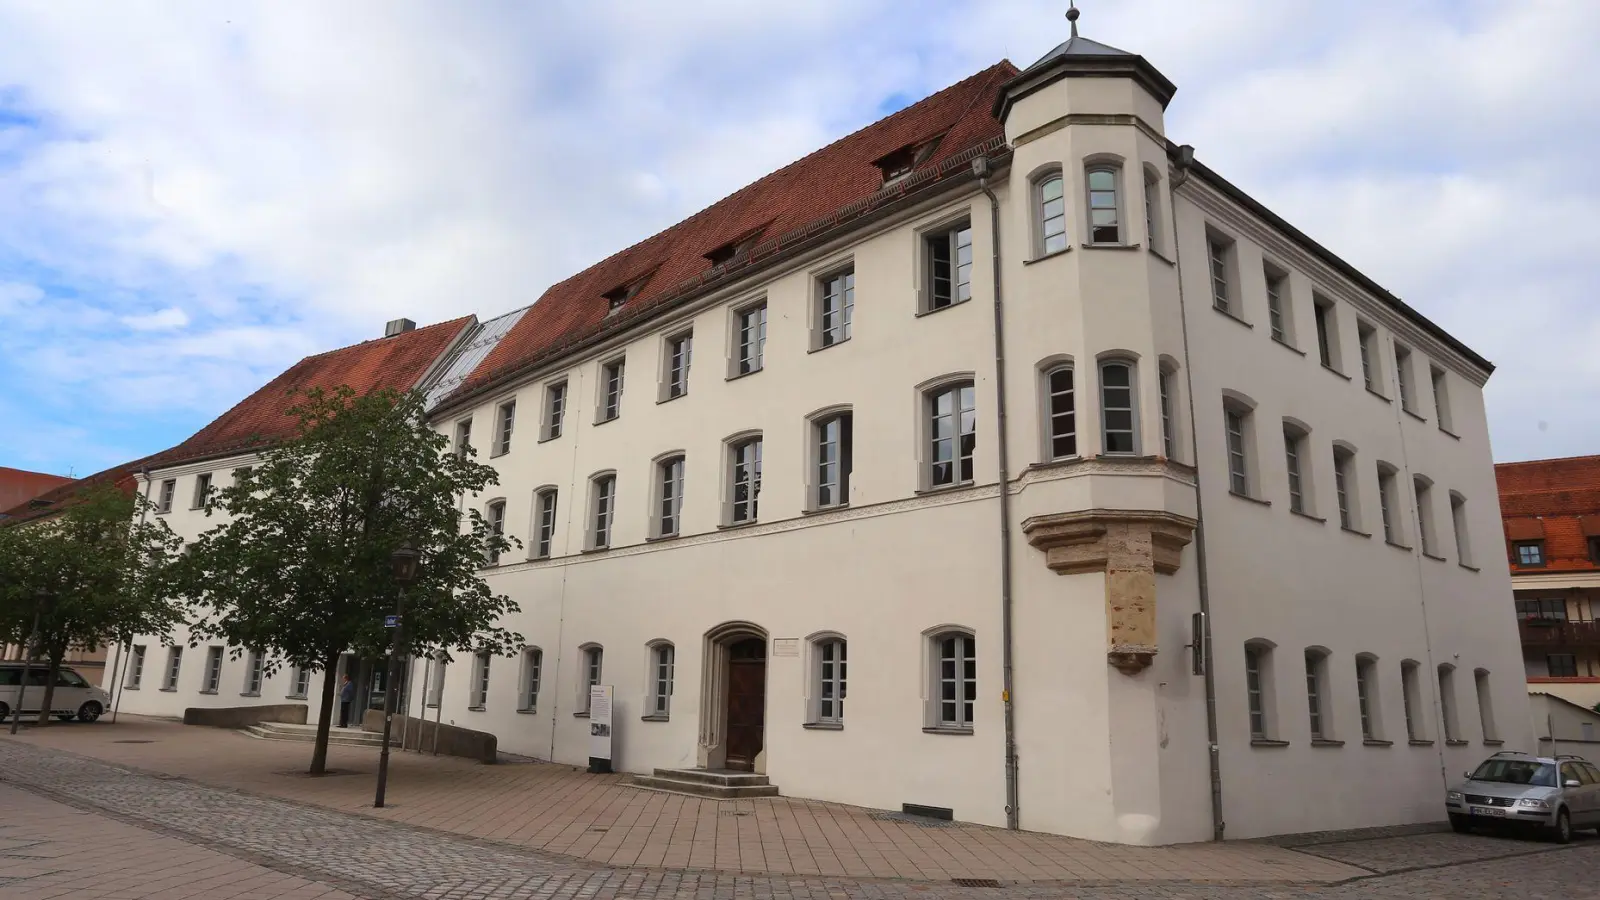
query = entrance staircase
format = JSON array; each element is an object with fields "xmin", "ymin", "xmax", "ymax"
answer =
[
  {"xmin": 630, "ymin": 768, "xmax": 779, "ymax": 799},
  {"xmin": 241, "ymin": 722, "xmax": 396, "ymax": 748}
]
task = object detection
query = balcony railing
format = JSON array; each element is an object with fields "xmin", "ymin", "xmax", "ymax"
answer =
[{"xmin": 1518, "ymin": 619, "xmax": 1600, "ymax": 648}]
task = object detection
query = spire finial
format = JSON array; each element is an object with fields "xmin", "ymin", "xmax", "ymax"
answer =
[{"xmin": 1066, "ymin": 1, "xmax": 1080, "ymax": 39}]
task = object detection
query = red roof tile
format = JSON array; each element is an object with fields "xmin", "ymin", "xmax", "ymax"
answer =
[
  {"xmin": 1496, "ymin": 455, "xmax": 1600, "ymax": 573},
  {"xmin": 0, "ymin": 466, "xmax": 73, "ymax": 512},
  {"xmin": 449, "ymin": 61, "xmax": 1018, "ymax": 405}
]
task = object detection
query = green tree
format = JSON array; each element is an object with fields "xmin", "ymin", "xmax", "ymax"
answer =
[
  {"xmin": 0, "ymin": 484, "xmax": 184, "ymax": 723},
  {"xmin": 177, "ymin": 386, "xmax": 521, "ymax": 774}
]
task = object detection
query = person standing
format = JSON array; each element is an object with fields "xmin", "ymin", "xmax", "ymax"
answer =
[{"xmin": 338, "ymin": 674, "xmax": 355, "ymax": 728}]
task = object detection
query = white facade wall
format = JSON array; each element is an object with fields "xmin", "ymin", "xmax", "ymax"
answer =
[{"xmin": 109, "ymin": 60, "xmax": 1532, "ymax": 845}]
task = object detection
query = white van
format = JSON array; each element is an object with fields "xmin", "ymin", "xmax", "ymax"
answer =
[{"xmin": 0, "ymin": 663, "xmax": 112, "ymax": 722}]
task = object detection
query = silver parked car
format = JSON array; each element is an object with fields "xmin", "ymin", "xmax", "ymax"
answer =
[
  {"xmin": 1446, "ymin": 751, "xmax": 1600, "ymax": 843},
  {"xmin": 0, "ymin": 662, "xmax": 112, "ymax": 723}
]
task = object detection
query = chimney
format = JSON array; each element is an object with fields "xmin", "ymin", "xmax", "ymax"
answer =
[{"xmin": 384, "ymin": 318, "xmax": 417, "ymax": 338}]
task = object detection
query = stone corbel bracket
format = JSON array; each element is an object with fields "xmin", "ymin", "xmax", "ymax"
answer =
[{"xmin": 1021, "ymin": 509, "xmax": 1197, "ymax": 675}]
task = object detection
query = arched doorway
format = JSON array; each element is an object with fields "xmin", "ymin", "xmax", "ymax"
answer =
[{"xmin": 698, "ymin": 622, "xmax": 768, "ymax": 772}]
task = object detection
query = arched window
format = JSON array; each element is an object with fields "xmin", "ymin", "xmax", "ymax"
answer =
[
  {"xmin": 727, "ymin": 435, "xmax": 763, "ymax": 524},
  {"xmin": 1303, "ymin": 646, "xmax": 1332, "ymax": 741},
  {"xmin": 929, "ymin": 629, "xmax": 976, "ymax": 730},
  {"xmin": 1143, "ymin": 165, "xmax": 1162, "ymax": 253},
  {"xmin": 1474, "ymin": 668, "xmax": 1498, "ymax": 742},
  {"xmin": 1043, "ymin": 364, "xmax": 1076, "ymax": 460},
  {"xmin": 811, "ymin": 410, "xmax": 853, "ymax": 509},
  {"xmin": 1244, "ymin": 639, "xmax": 1278, "ymax": 741},
  {"xmin": 1450, "ymin": 491, "xmax": 1473, "ymax": 566},
  {"xmin": 655, "ymin": 454, "xmax": 685, "ymax": 538},
  {"xmin": 1414, "ymin": 475, "xmax": 1437, "ymax": 556},
  {"xmin": 810, "ymin": 634, "xmax": 847, "ymax": 726},
  {"xmin": 1282, "ymin": 420, "xmax": 1313, "ymax": 515},
  {"xmin": 1085, "ymin": 164, "xmax": 1121, "ymax": 245},
  {"xmin": 1354, "ymin": 653, "xmax": 1382, "ymax": 741},
  {"xmin": 485, "ymin": 499, "xmax": 507, "ymax": 565},
  {"xmin": 519, "ymin": 647, "xmax": 543, "ymax": 713},
  {"xmin": 1332, "ymin": 442, "xmax": 1360, "ymax": 531},
  {"xmin": 926, "ymin": 381, "xmax": 976, "ymax": 487},
  {"xmin": 647, "ymin": 641, "xmax": 675, "ymax": 718},
  {"xmin": 1400, "ymin": 659, "xmax": 1424, "ymax": 741},
  {"xmin": 1438, "ymin": 663, "xmax": 1461, "ymax": 743},
  {"xmin": 588, "ymin": 474, "xmax": 616, "ymax": 550},
  {"xmin": 1098, "ymin": 360, "xmax": 1138, "ymax": 455},
  {"xmin": 470, "ymin": 651, "xmax": 490, "ymax": 710},
  {"xmin": 1157, "ymin": 359, "xmax": 1180, "ymax": 461},
  {"xmin": 1221, "ymin": 394, "xmax": 1257, "ymax": 497},
  {"xmin": 579, "ymin": 643, "xmax": 604, "ymax": 714},
  {"xmin": 531, "ymin": 487, "xmax": 558, "ymax": 559},
  {"xmin": 1036, "ymin": 172, "xmax": 1068, "ymax": 256}
]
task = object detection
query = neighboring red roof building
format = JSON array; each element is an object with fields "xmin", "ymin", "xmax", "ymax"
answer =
[
  {"xmin": 0, "ymin": 466, "xmax": 73, "ymax": 513},
  {"xmin": 1496, "ymin": 455, "xmax": 1600, "ymax": 574}
]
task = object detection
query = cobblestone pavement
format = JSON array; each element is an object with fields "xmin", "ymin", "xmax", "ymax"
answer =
[{"xmin": 3, "ymin": 736, "xmax": 1600, "ymax": 899}]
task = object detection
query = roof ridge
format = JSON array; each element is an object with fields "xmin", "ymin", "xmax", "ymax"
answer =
[
  {"xmin": 290, "ymin": 315, "xmax": 474, "ymax": 364},
  {"xmin": 1497, "ymin": 454, "xmax": 1600, "ymax": 468}
]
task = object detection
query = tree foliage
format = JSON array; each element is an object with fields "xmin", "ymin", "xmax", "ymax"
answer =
[
  {"xmin": 0, "ymin": 484, "xmax": 184, "ymax": 722},
  {"xmin": 176, "ymin": 386, "xmax": 521, "ymax": 773}
]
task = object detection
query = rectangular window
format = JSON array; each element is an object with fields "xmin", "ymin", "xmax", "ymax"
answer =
[
  {"xmin": 1516, "ymin": 598, "xmax": 1566, "ymax": 622},
  {"xmin": 599, "ymin": 358, "xmax": 625, "ymax": 422},
  {"xmin": 1401, "ymin": 662, "xmax": 1421, "ymax": 741},
  {"xmin": 192, "ymin": 473, "xmax": 212, "ymax": 509},
  {"xmin": 926, "ymin": 222, "xmax": 973, "ymax": 310},
  {"xmin": 1157, "ymin": 369, "xmax": 1175, "ymax": 460},
  {"xmin": 163, "ymin": 647, "xmax": 182, "ymax": 690},
  {"xmin": 657, "ymin": 456, "xmax": 685, "ymax": 537},
  {"xmin": 1431, "ymin": 366, "xmax": 1453, "ymax": 432},
  {"xmin": 454, "ymin": 419, "xmax": 472, "ymax": 457},
  {"xmin": 203, "ymin": 647, "xmax": 222, "ymax": 693},
  {"xmin": 729, "ymin": 439, "xmax": 763, "ymax": 524},
  {"xmin": 1305, "ymin": 652, "xmax": 1325, "ymax": 740},
  {"xmin": 590, "ymin": 476, "xmax": 616, "ymax": 550},
  {"xmin": 929, "ymin": 383, "xmax": 976, "ymax": 486},
  {"xmin": 1039, "ymin": 174, "xmax": 1067, "ymax": 255},
  {"xmin": 1099, "ymin": 362, "xmax": 1137, "ymax": 454},
  {"xmin": 1358, "ymin": 322, "xmax": 1379, "ymax": 391},
  {"xmin": 818, "ymin": 268, "xmax": 854, "ymax": 347},
  {"xmin": 291, "ymin": 666, "xmax": 310, "ymax": 699},
  {"xmin": 1547, "ymin": 654, "xmax": 1579, "ymax": 678},
  {"xmin": 1356, "ymin": 658, "xmax": 1377, "ymax": 740},
  {"xmin": 1143, "ymin": 174, "xmax": 1160, "ymax": 252},
  {"xmin": 1378, "ymin": 466, "xmax": 1399, "ymax": 544},
  {"xmin": 1086, "ymin": 166, "xmax": 1121, "ymax": 244},
  {"xmin": 651, "ymin": 644, "xmax": 674, "ymax": 717},
  {"xmin": 582, "ymin": 646, "xmax": 603, "ymax": 713},
  {"xmin": 486, "ymin": 500, "xmax": 506, "ymax": 565},
  {"xmin": 233, "ymin": 466, "xmax": 252, "ymax": 486},
  {"xmin": 157, "ymin": 480, "xmax": 176, "ymax": 514},
  {"xmin": 542, "ymin": 381, "xmax": 567, "ymax": 440},
  {"xmin": 1265, "ymin": 267, "xmax": 1288, "ymax": 343},
  {"xmin": 1047, "ymin": 367, "xmax": 1077, "ymax": 460},
  {"xmin": 1245, "ymin": 645, "xmax": 1267, "ymax": 739},
  {"xmin": 471, "ymin": 652, "xmax": 490, "ymax": 709},
  {"xmin": 1514, "ymin": 540, "xmax": 1545, "ymax": 567},
  {"xmin": 494, "ymin": 400, "xmax": 516, "ymax": 456},
  {"xmin": 1225, "ymin": 408, "xmax": 1249, "ymax": 496},
  {"xmin": 126, "ymin": 645, "xmax": 146, "ymax": 688},
  {"xmin": 937, "ymin": 634, "xmax": 976, "ymax": 729},
  {"xmin": 664, "ymin": 332, "xmax": 693, "ymax": 399},
  {"xmin": 733, "ymin": 303, "xmax": 766, "ymax": 376},
  {"xmin": 1334, "ymin": 451, "xmax": 1354, "ymax": 530},
  {"xmin": 243, "ymin": 650, "xmax": 263, "ymax": 696},
  {"xmin": 1394, "ymin": 344, "xmax": 1416, "ymax": 412},
  {"xmin": 427, "ymin": 654, "xmax": 446, "ymax": 707},
  {"xmin": 534, "ymin": 490, "xmax": 557, "ymax": 559},
  {"xmin": 1314, "ymin": 297, "xmax": 1337, "ymax": 369},
  {"xmin": 1207, "ymin": 235, "xmax": 1232, "ymax": 314},
  {"xmin": 521, "ymin": 649, "xmax": 542, "ymax": 712},
  {"xmin": 1451, "ymin": 493, "xmax": 1472, "ymax": 565},
  {"xmin": 815, "ymin": 414, "xmax": 852, "ymax": 508},
  {"xmin": 1284, "ymin": 428, "xmax": 1305, "ymax": 513},
  {"xmin": 817, "ymin": 639, "xmax": 846, "ymax": 724}
]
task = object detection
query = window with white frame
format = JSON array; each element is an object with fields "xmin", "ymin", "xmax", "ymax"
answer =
[
  {"xmin": 427, "ymin": 652, "xmax": 446, "ymax": 707},
  {"xmin": 728, "ymin": 437, "xmax": 762, "ymax": 524},
  {"xmin": 1355, "ymin": 653, "xmax": 1382, "ymax": 741},
  {"xmin": 1283, "ymin": 422, "xmax": 1312, "ymax": 515},
  {"xmin": 494, "ymin": 400, "xmax": 516, "ymax": 456},
  {"xmin": 1394, "ymin": 343, "xmax": 1417, "ymax": 413},
  {"xmin": 1430, "ymin": 365, "xmax": 1453, "ymax": 432},
  {"xmin": 648, "ymin": 642, "xmax": 674, "ymax": 718},
  {"xmin": 928, "ymin": 382, "xmax": 976, "ymax": 487},
  {"xmin": 925, "ymin": 220, "xmax": 973, "ymax": 311},
  {"xmin": 1377, "ymin": 462, "xmax": 1401, "ymax": 544},
  {"xmin": 470, "ymin": 651, "xmax": 490, "ymax": 709},
  {"xmin": 542, "ymin": 381, "xmax": 567, "ymax": 440},
  {"xmin": 733, "ymin": 302, "xmax": 766, "ymax": 376},
  {"xmin": 663, "ymin": 331, "xmax": 693, "ymax": 400},
  {"xmin": 1222, "ymin": 398, "xmax": 1255, "ymax": 497},
  {"xmin": 157, "ymin": 480, "xmax": 176, "ymax": 514},
  {"xmin": 203, "ymin": 646, "xmax": 222, "ymax": 693},
  {"xmin": 454, "ymin": 418, "xmax": 473, "ymax": 457},
  {"xmin": 1413, "ymin": 476, "xmax": 1437, "ymax": 556},
  {"xmin": 1207, "ymin": 233, "xmax": 1234, "ymax": 314},
  {"xmin": 1401, "ymin": 659, "xmax": 1424, "ymax": 741},
  {"xmin": 1099, "ymin": 360, "xmax": 1138, "ymax": 455},
  {"xmin": 1142, "ymin": 167, "xmax": 1161, "ymax": 253},
  {"xmin": 162, "ymin": 646, "xmax": 182, "ymax": 690},
  {"xmin": 1044, "ymin": 365, "xmax": 1076, "ymax": 460},
  {"xmin": 1085, "ymin": 164, "xmax": 1121, "ymax": 245},
  {"xmin": 814, "ymin": 637, "xmax": 846, "ymax": 725},
  {"xmin": 817, "ymin": 267, "xmax": 854, "ymax": 348},
  {"xmin": 126, "ymin": 645, "xmax": 146, "ymax": 688},
  {"xmin": 1304, "ymin": 647, "xmax": 1332, "ymax": 740},
  {"xmin": 533, "ymin": 489, "xmax": 557, "ymax": 559},
  {"xmin": 1357, "ymin": 321, "xmax": 1381, "ymax": 392},
  {"xmin": 599, "ymin": 358, "xmax": 625, "ymax": 422},
  {"xmin": 580, "ymin": 645, "xmax": 603, "ymax": 713},
  {"xmin": 1244, "ymin": 640, "xmax": 1276, "ymax": 740},
  {"xmin": 931, "ymin": 631, "xmax": 976, "ymax": 730},
  {"xmin": 1437, "ymin": 663, "xmax": 1461, "ymax": 742},
  {"xmin": 1037, "ymin": 172, "xmax": 1067, "ymax": 256},
  {"xmin": 520, "ymin": 648, "xmax": 542, "ymax": 712},
  {"xmin": 243, "ymin": 649, "xmax": 264, "ymax": 696},
  {"xmin": 655, "ymin": 455, "xmax": 685, "ymax": 537},
  {"xmin": 1313, "ymin": 295, "xmax": 1341, "ymax": 371},
  {"xmin": 290, "ymin": 665, "xmax": 311, "ymax": 699},
  {"xmin": 485, "ymin": 499, "xmax": 507, "ymax": 565},
  {"xmin": 192, "ymin": 473, "xmax": 212, "ymax": 509},
  {"xmin": 1264, "ymin": 264, "xmax": 1291, "ymax": 344},
  {"xmin": 1158, "ymin": 364, "xmax": 1178, "ymax": 461},
  {"xmin": 589, "ymin": 475, "xmax": 616, "ymax": 550},
  {"xmin": 1450, "ymin": 491, "xmax": 1472, "ymax": 566},
  {"xmin": 1333, "ymin": 444, "xmax": 1360, "ymax": 531},
  {"xmin": 1474, "ymin": 668, "xmax": 1497, "ymax": 742},
  {"xmin": 814, "ymin": 413, "xmax": 852, "ymax": 509}
]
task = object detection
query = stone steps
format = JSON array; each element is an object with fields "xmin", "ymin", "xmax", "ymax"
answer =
[
  {"xmin": 630, "ymin": 767, "xmax": 779, "ymax": 799},
  {"xmin": 242, "ymin": 722, "xmax": 395, "ymax": 747}
]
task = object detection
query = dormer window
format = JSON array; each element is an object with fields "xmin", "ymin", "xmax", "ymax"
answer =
[
  {"xmin": 704, "ymin": 232, "xmax": 761, "ymax": 267},
  {"xmin": 602, "ymin": 275, "xmax": 650, "ymax": 314},
  {"xmin": 873, "ymin": 136, "xmax": 942, "ymax": 185}
]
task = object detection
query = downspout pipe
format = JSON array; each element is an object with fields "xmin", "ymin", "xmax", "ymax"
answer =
[
  {"xmin": 1171, "ymin": 145, "xmax": 1226, "ymax": 842},
  {"xmin": 975, "ymin": 156, "xmax": 1021, "ymax": 831},
  {"xmin": 110, "ymin": 467, "xmax": 156, "ymax": 725}
]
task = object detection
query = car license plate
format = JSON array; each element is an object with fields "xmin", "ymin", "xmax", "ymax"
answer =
[{"xmin": 1470, "ymin": 806, "xmax": 1506, "ymax": 817}]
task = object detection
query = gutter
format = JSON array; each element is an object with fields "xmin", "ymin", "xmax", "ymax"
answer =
[
  {"xmin": 1170, "ymin": 146, "xmax": 1226, "ymax": 842},
  {"xmin": 975, "ymin": 156, "xmax": 1021, "ymax": 830}
]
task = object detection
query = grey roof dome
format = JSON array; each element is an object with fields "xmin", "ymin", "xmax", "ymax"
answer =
[
  {"xmin": 1020, "ymin": 35, "xmax": 1139, "ymax": 76},
  {"xmin": 993, "ymin": 30, "xmax": 1178, "ymax": 120}
]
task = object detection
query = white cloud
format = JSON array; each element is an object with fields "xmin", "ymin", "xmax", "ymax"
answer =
[{"xmin": 0, "ymin": 0, "xmax": 1596, "ymax": 472}]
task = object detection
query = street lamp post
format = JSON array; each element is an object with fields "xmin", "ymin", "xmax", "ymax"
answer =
[
  {"xmin": 10, "ymin": 590, "xmax": 52, "ymax": 736},
  {"xmin": 374, "ymin": 541, "xmax": 420, "ymax": 809}
]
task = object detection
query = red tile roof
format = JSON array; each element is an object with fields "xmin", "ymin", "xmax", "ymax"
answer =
[
  {"xmin": 0, "ymin": 466, "xmax": 73, "ymax": 512},
  {"xmin": 0, "ymin": 455, "xmax": 155, "ymax": 524},
  {"xmin": 446, "ymin": 61, "xmax": 1019, "ymax": 407},
  {"xmin": 1496, "ymin": 455, "xmax": 1600, "ymax": 573}
]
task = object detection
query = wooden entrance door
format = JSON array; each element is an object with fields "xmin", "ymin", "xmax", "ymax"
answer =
[{"xmin": 724, "ymin": 638, "xmax": 767, "ymax": 771}]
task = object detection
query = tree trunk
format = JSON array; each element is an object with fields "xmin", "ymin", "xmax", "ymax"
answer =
[
  {"xmin": 35, "ymin": 650, "xmax": 63, "ymax": 726},
  {"xmin": 308, "ymin": 645, "xmax": 341, "ymax": 776}
]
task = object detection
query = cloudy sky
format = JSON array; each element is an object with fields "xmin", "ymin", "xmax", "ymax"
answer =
[{"xmin": 0, "ymin": 0, "xmax": 1595, "ymax": 478}]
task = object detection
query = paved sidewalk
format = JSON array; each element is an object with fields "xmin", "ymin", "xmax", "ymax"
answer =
[{"xmin": 6, "ymin": 717, "xmax": 1355, "ymax": 884}]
